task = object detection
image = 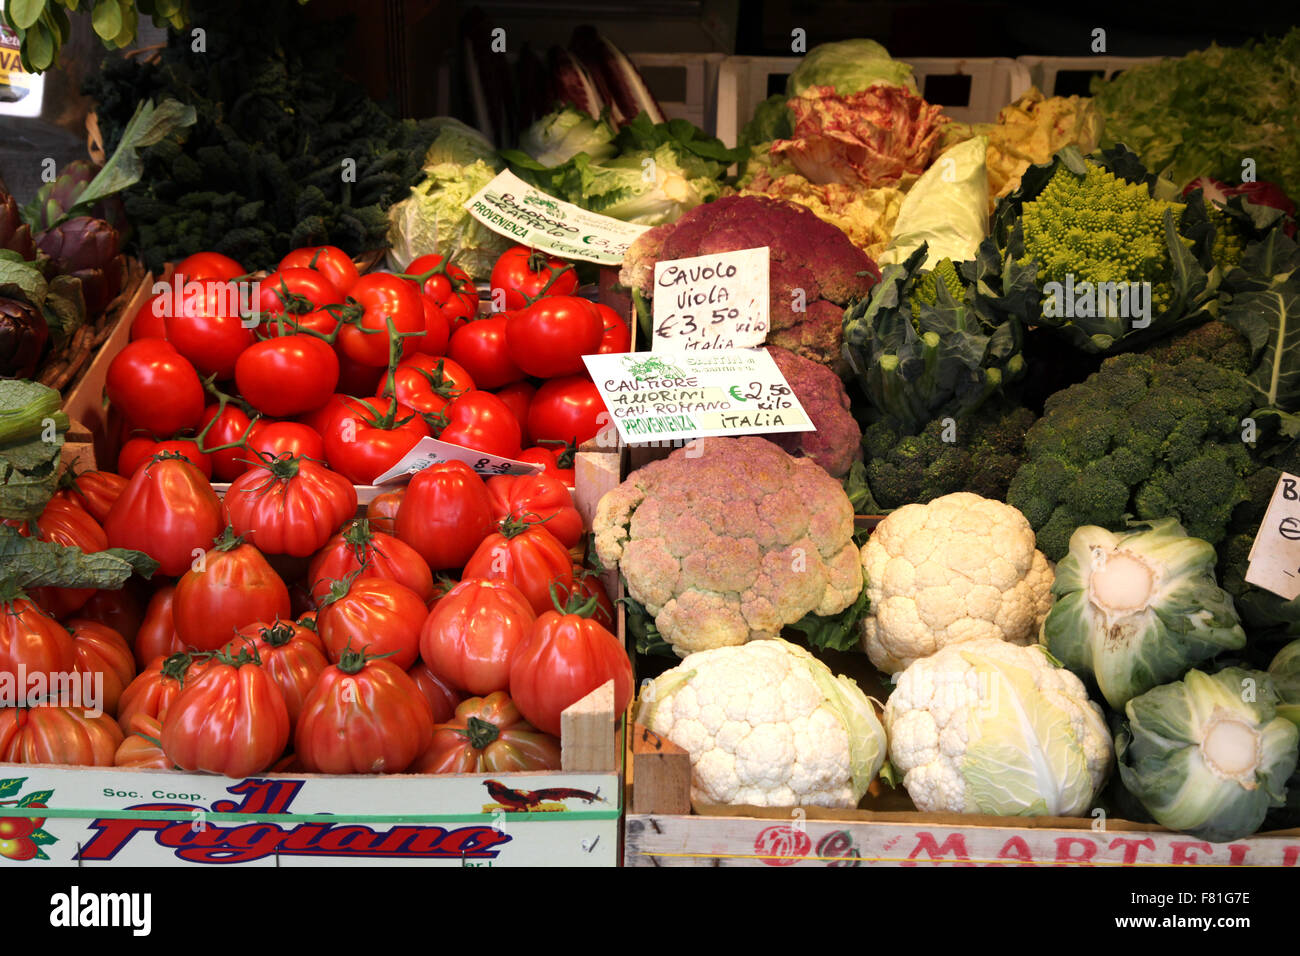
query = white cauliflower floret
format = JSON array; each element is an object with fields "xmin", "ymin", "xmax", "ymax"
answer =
[
  {"xmin": 860, "ymin": 492, "xmax": 1054, "ymax": 673},
  {"xmin": 642, "ymin": 639, "xmax": 886, "ymax": 808},
  {"xmin": 884, "ymin": 638, "xmax": 1112, "ymax": 816}
]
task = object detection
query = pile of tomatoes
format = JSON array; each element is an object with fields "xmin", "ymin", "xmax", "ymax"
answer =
[
  {"xmin": 0, "ymin": 440, "xmax": 634, "ymax": 778},
  {"xmin": 105, "ymin": 244, "xmax": 627, "ymax": 485}
]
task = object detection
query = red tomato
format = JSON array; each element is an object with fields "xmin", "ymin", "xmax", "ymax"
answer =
[
  {"xmin": 103, "ymin": 455, "xmax": 224, "ymax": 577},
  {"xmin": 224, "ymin": 620, "xmax": 328, "ymax": 729},
  {"xmin": 225, "ymin": 455, "xmax": 358, "ymax": 557},
  {"xmin": 527, "ymin": 375, "xmax": 610, "ymax": 447},
  {"xmin": 257, "ymin": 267, "xmax": 342, "ymax": 318},
  {"xmin": 509, "ymin": 608, "xmax": 634, "ymax": 736},
  {"xmin": 395, "ymin": 461, "xmax": 495, "ymax": 570},
  {"xmin": 0, "ymin": 705, "xmax": 123, "ymax": 766},
  {"xmin": 128, "ymin": 292, "xmax": 168, "ymax": 340},
  {"xmin": 160, "ymin": 648, "xmax": 291, "ymax": 776},
  {"xmin": 308, "ymin": 519, "xmax": 433, "ymax": 606},
  {"xmin": 176, "ymin": 251, "xmax": 245, "ymax": 283},
  {"xmin": 596, "ymin": 303, "xmax": 631, "ymax": 353},
  {"xmin": 245, "ymin": 421, "xmax": 327, "ymax": 469},
  {"xmin": 0, "ymin": 594, "xmax": 76, "ymax": 679},
  {"xmin": 235, "ymin": 334, "xmax": 339, "ymax": 418},
  {"xmin": 295, "ymin": 648, "xmax": 434, "ymax": 774},
  {"xmin": 405, "ymin": 254, "xmax": 473, "ymax": 302},
  {"xmin": 67, "ymin": 619, "xmax": 136, "ymax": 716},
  {"xmin": 338, "ymin": 273, "xmax": 424, "ymax": 366},
  {"xmin": 317, "ymin": 576, "xmax": 426, "ymax": 670},
  {"xmin": 117, "ymin": 437, "xmax": 212, "ymax": 479},
  {"xmin": 196, "ymin": 403, "xmax": 256, "ymax": 481},
  {"xmin": 72, "ymin": 584, "xmax": 145, "ymax": 646},
  {"xmin": 415, "ymin": 294, "xmax": 450, "ymax": 356},
  {"xmin": 378, "ymin": 353, "xmax": 474, "ymax": 416},
  {"xmin": 569, "ymin": 571, "xmax": 616, "ymax": 631},
  {"xmin": 490, "ymin": 246, "xmax": 577, "ymax": 310},
  {"xmin": 132, "ymin": 587, "xmax": 189, "ymax": 671},
  {"xmin": 172, "ymin": 530, "xmax": 291, "ymax": 651},
  {"xmin": 164, "ymin": 280, "xmax": 256, "ymax": 379},
  {"xmin": 411, "ymin": 691, "xmax": 560, "ymax": 774},
  {"xmin": 117, "ymin": 650, "xmax": 212, "ymax": 732},
  {"xmin": 54, "ymin": 468, "xmax": 128, "ymax": 524},
  {"xmin": 366, "ymin": 488, "xmax": 404, "ymax": 536},
  {"xmin": 434, "ymin": 390, "xmax": 523, "ymax": 460},
  {"xmin": 462, "ymin": 524, "xmax": 574, "ymax": 617},
  {"xmin": 406, "ymin": 659, "xmax": 463, "ymax": 724},
  {"xmin": 297, "ymin": 393, "xmax": 353, "ymax": 437},
  {"xmin": 278, "ymin": 246, "xmax": 359, "ymax": 295},
  {"xmin": 115, "ymin": 713, "xmax": 171, "ymax": 769},
  {"xmin": 419, "ymin": 578, "xmax": 535, "ymax": 696},
  {"xmin": 322, "ymin": 397, "xmax": 430, "ymax": 485},
  {"xmin": 447, "ymin": 315, "xmax": 524, "ymax": 388},
  {"xmin": 335, "ymin": 350, "xmax": 386, "ymax": 396},
  {"xmin": 4, "ymin": 497, "xmax": 106, "ymax": 618},
  {"xmin": 485, "ymin": 472, "xmax": 582, "ymax": 549},
  {"xmin": 493, "ymin": 381, "xmax": 535, "ymax": 445},
  {"xmin": 105, "ymin": 339, "xmax": 206, "ymax": 436},
  {"xmin": 506, "ymin": 296, "xmax": 603, "ymax": 378},
  {"xmin": 517, "ymin": 445, "xmax": 576, "ymax": 489}
]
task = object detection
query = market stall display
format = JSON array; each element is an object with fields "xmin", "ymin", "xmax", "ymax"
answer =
[{"xmin": 2, "ymin": 4, "xmax": 1300, "ymax": 871}]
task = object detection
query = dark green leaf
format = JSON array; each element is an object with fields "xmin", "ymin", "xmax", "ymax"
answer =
[
  {"xmin": 8, "ymin": 0, "xmax": 44, "ymax": 30},
  {"xmin": 0, "ymin": 256, "xmax": 47, "ymax": 306},
  {"xmin": 0, "ymin": 778, "xmax": 26, "ymax": 798},
  {"xmin": 17, "ymin": 789, "xmax": 52, "ymax": 806},
  {"xmin": 0, "ymin": 525, "xmax": 159, "ymax": 589},
  {"xmin": 1222, "ymin": 282, "xmax": 1300, "ymax": 411},
  {"xmin": 0, "ymin": 428, "xmax": 64, "ymax": 521},
  {"xmin": 41, "ymin": 276, "xmax": 86, "ymax": 350},
  {"xmin": 29, "ymin": 828, "xmax": 57, "ymax": 845},
  {"xmin": 785, "ymin": 571, "xmax": 871, "ymax": 652}
]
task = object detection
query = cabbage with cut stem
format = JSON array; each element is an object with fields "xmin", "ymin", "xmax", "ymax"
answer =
[
  {"xmin": 1116, "ymin": 667, "xmax": 1298, "ymax": 842},
  {"xmin": 1041, "ymin": 518, "xmax": 1246, "ymax": 710}
]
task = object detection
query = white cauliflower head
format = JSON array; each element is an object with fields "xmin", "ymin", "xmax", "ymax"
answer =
[
  {"xmin": 594, "ymin": 437, "xmax": 862, "ymax": 657},
  {"xmin": 884, "ymin": 638, "xmax": 1112, "ymax": 816},
  {"xmin": 860, "ymin": 491, "xmax": 1053, "ymax": 673},
  {"xmin": 641, "ymin": 638, "xmax": 887, "ymax": 808}
]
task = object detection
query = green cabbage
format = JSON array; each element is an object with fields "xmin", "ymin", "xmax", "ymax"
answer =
[
  {"xmin": 1116, "ymin": 667, "xmax": 1299, "ymax": 842},
  {"xmin": 518, "ymin": 108, "xmax": 617, "ymax": 167},
  {"xmin": 878, "ymin": 136, "xmax": 989, "ymax": 268},
  {"xmin": 385, "ymin": 159, "xmax": 512, "ymax": 279},
  {"xmin": 580, "ymin": 143, "xmax": 722, "ymax": 225},
  {"xmin": 1270, "ymin": 640, "xmax": 1300, "ymax": 729},
  {"xmin": 1043, "ymin": 518, "xmax": 1247, "ymax": 710},
  {"xmin": 421, "ymin": 117, "xmax": 498, "ymax": 168},
  {"xmin": 786, "ymin": 39, "xmax": 916, "ymax": 97}
]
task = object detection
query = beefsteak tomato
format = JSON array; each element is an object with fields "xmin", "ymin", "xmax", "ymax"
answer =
[
  {"xmin": 411, "ymin": 691, "xmax": 560, "ymax": 774},
  {"xmin": 172, "ymin": 529, "xmax": 291, "ymax": 651},
  {"xmin": 419, "ymin": 579, "xmax": 535, "ymax": 696}
]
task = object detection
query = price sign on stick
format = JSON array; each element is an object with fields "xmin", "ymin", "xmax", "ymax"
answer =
[{"xmin": 652, "ymin": 247, "xmax": 770, "ymax": 351}]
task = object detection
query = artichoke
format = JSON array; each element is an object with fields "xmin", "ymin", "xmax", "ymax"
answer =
[
  {"xmin": 25, "ymin": 160, "xmax": 128, "ymax": 235},
  {"xmin": 0, "ymin": 190, "xmax": 36, "ymax": 261},
  {"xmin": 36, "ymin": 216, "xmax": 123, "ymax": 317},
  {"xmin": 0, "ymin": 298, "xmax": 50, "ymax": 379}
]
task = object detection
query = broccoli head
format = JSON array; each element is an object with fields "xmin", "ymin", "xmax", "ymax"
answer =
[
  {"xmin": 1006, "ymin": 352, "xmax": 1256, "ymax": 560},
  {"xmin": 617, "ymin": 195, "xmax": 880, "ymax": 366},
  {"xmin": 863, "ymin": 401, "xmax": 1035, "ymax": 510},
  {"xmin": 763, "ymin": 346, "xmax": 862, "ymax": 477},
  {"xmin": 1141, "ymin": 319, "xmax": 1253, "ymax": 375},
  {"xmin": 592, "ymin": 437, "xmax": 862, "ymax": 657}
]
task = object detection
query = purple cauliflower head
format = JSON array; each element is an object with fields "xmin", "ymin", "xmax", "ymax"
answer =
[
  {"xmin": 764, "ymin": 346, "xmax": 862, "ymax": 477},
  {"xmin": 618, "ymin": 195, "xmax": 880, "ymax": 366}
]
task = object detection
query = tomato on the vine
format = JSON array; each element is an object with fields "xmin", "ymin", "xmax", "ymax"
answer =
[
  {"xmin": 257, "ymin": 268, "xmax": 341, "ymax": 317},
  {"xmin": 506, "ymin": 295, "xmax": 603, "ymax": 378},
  {"xmin": 279, "ymin": 246, "xmax": 360, "ymax": 295},
  {"xmin": 321, "ymin": 397, "xmax": 430, "ymax": 485},
  {"xmin": 447, "ymin": 315, "xmax": 524, "ymax": 389},
  {"xmin": 432, "ymin": 390, "xmax": 522, "ymax": 460},
  {"xmin": 196, "ymin": 403, "xmax": 256, "ymax": 481},
  {"xmin": 595, "ymin": 303, "xmax": 632, "ymax": 353},
  {"xmin": 245, "ymin": 421, "xmax": 326, "ymax": 469},
  {"xmin": 516, "ymin": 445, "xmax": 576, "ymax": 489},
  {"xmin": 172, "ymin": 529, "xmax": 291, "ymax": 651},
  {"xmin": 490, "ymin": 246, "xmax": 577, "ymax": 310},
  {"xmin": 235, "ymin": 334, "xmax": 339, "ymax": 418},
  {"xmin": 337, "ymin": 273, "xmax": 424, "ymax": 367},
  {"xmin": 378, "ymin": 354, "xmax": 474, "ymax": 417},
  {"xmin": 163, "ymin": 280, "xmax": 256, "ymax": 380},
  {"xmin": 485, "ymin": 472, "xmax": 582, "ymax": 549},
  {"xmin": 117, "ymin": 437, "xmax": 212, "ymax": 479},
  {"xmin": 415, "ymin": 294, "xmax": 450, "ymax": 356},
  {"xmin": 493, "ymin": 381, "xmax": 534, "ymax": 445},
  {"xmin": 105, "ymin": 339, "xmax": 206, "ymax": 436},
  {"xmin": 295, "ymin": 647, "xmax": 433, "ymax": 774},
  {"xmin": 176, "ymin": 251, "xmax": 245, "ymax": 283},
  {"xmin": 527, "ymin": 375, "xmax": 611, "ymax": 448},
  {"xmin": 128, "ymin": 292, "xmax": 168, "ymax": 341}
]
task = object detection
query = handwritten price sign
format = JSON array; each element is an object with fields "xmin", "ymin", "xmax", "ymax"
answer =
[{"xmin": 652, "ymin": 247, "xmax": 770, "ymax": 351}]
